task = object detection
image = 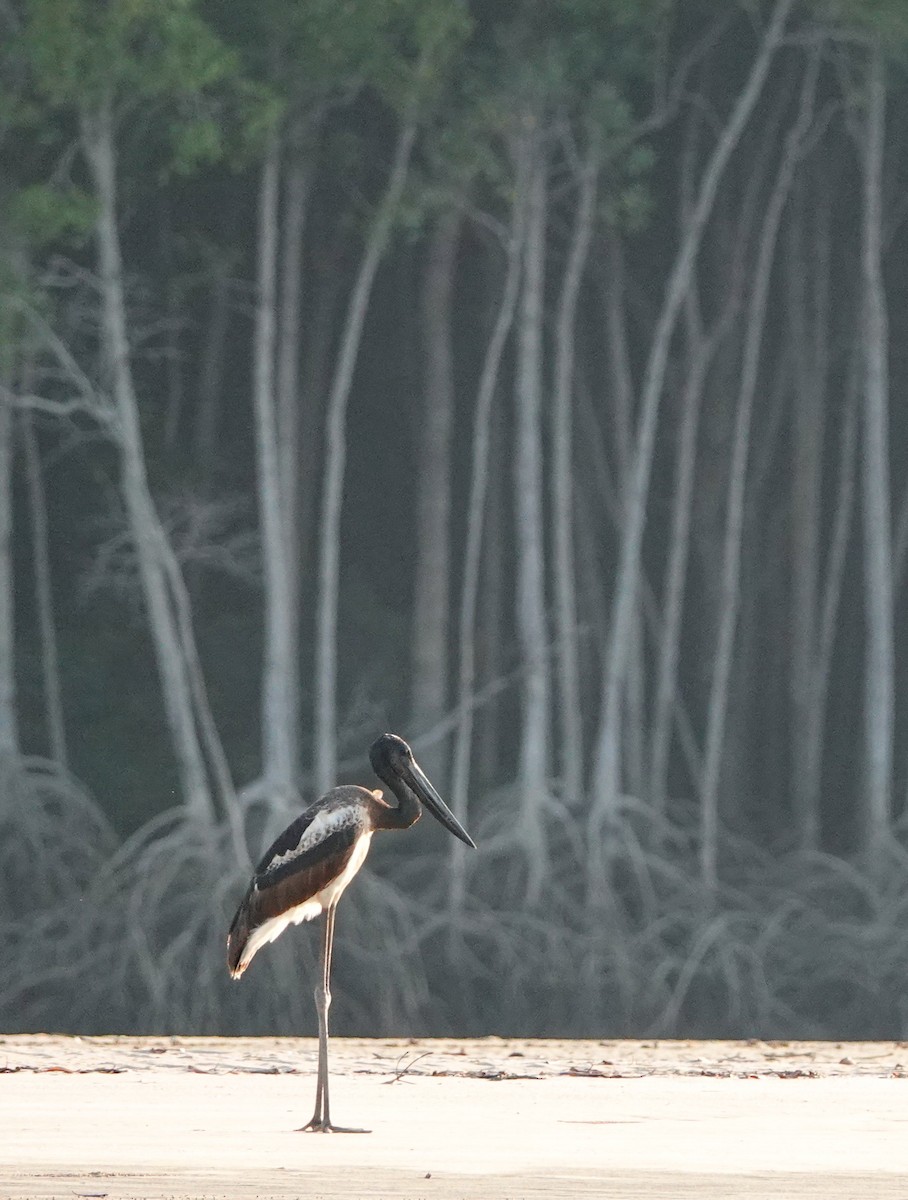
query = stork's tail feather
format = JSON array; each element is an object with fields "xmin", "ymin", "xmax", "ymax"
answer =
[{"xmin": 227, "ymin": 898, "xmax": 252, "ymax": 979}]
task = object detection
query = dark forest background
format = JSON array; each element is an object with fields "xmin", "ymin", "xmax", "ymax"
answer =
[{"xmin": 2, "ymin": 0, "xmax": 908, "ymax": 1039}]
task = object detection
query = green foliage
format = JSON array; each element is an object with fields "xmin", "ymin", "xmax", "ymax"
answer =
[
  {"xmin": 606, "ymin": 178, "xmax": 653, "ymax": 233},
  {"xmin": 215, "ymin": 0, "xmax": 470, "ymax": 111},
  {"xmin": 479, "ymin": 0, "xmax": 673, "ymax": 104},
  {"xmin": 22, "ymin": 0, "xmax": 237, "ymax": 107},
  {"xmin": 4, "ymin": 183, "xmax": 96, "ymax": 247},
  {"xmin": 399, "ymin": 2, "xmax": 662, "ymax": 238},
  {"xmin": 17, "ymin": 0, "xmax": 261, "ymax": 177},
  {"xmin": 167, "ymin": 117, "xmax": 224, "ymax": 176},
  {"xmin": 374, "ymin": 0, "xmax": 472, "ymax": 112}
]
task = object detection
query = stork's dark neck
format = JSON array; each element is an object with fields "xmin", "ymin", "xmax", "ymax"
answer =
[{"xmin": 371, "ymin": 766, "xmax": 421, "ymax": 831}]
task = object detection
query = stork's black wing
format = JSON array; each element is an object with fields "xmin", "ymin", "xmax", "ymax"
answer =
[{"xmin": 227, "ymin": 790, "xmax": 369, "ymax": 976}]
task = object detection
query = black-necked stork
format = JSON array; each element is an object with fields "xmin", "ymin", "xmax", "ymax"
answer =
[{"xmin": 227, "ymin": 732, "xmax": 475, "ymax": 1132}]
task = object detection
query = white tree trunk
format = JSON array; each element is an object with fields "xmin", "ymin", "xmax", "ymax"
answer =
[
  {"xmin": 275, "ymin": 113, "xmax": 318, "ymax": 787},
  {"xmin": 787, "ymin": 178, "xmax": 831, "ymax": 850},
  {"xmin": 475, "ymin": 400, "xmax": 505, "ymax": 786},
  {"xmin": 448, "ymin": 142, "xmax": 529, "ymax": 914},
  {"xmin": 812, "ymin": 372, "xmax": 858, "ymax": 838},
  {"xmin": 858, "ymin": 39, "xmax": 894, "ymax": 857},
  {"xmin": 648, "ymin": 100, "xmax": 742, "ymax": 816},
  {"xmin": 649, "ymin": 303, "xmax": 710, "ymax": 813},
  {"xmin": 699, "ymin": 55, "xmax": 818, "ymax": 890},
  {"xmin": 587, "ymin": 0, "xmax": 793, "ymax": 862},
  {"xmin": 577, "ymin": 371, "xmax": 707, "ymax": 795},
  {"xmin": 514, "ymin": 127, "xmax": 550, "ymax": 893},
  {"xmin": 551, "ymin": 152, "xmax": 597, "ymax": 809},
  {"xmin": 22, "ymin": 410, "xmax": 67, "ymax": 766},
  {"xmin": 313, "ymin": 114, "xmax": 418, "ymax": 794},
  {"xmin": 0, "ymin": 387, "xmax": 16, "ymax": 758},
  {"xmin": 253, "ymin": 127, "xmax": 298, "ymax": 795},
  {"xmin": 602, "ymin": 232, "xmax": 634, "ymax": 478},
  {"xmin": 81, "ymin": 100, "xmax": 214, "ymax": 824},
  {"xmin": 411, "ymin": 210, "xmax": 460, "ymax": 777}
]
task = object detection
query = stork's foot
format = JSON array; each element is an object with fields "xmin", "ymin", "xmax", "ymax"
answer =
[{"xmin": 298, "ymin": 1116, "xmax": 370, "ymax": 1134}]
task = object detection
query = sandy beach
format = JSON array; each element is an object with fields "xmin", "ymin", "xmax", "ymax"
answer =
[{"xmin": 1, "ymin": 1035, "xmax": 907, "ymax": 1198}]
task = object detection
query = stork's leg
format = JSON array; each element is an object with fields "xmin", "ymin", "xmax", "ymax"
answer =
[{"xmin": 299, "ymin": 905, "xmax": 368, "ymax": 1133}]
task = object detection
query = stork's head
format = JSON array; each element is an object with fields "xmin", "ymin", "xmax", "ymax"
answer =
[
  {"xmin": 369, "ymin": 732, "xmax": 411, "ymax": 776},
  {"xmin": 369, "ymin": 733, "xmax": 476, "ymax": 849}
]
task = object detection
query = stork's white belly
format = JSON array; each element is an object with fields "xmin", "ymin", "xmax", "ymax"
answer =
[{"xmin": 311, "ymin": 829, "xmax": 373, "ymax": 910}]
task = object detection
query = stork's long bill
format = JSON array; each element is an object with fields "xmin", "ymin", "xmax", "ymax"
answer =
[{"xmin": 404, "ymin": 757, "xmax": 476, "ymax": 849}]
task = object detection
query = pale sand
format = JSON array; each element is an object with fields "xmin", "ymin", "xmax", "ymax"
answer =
[{"xmin": 1, "ymin": 1036, "xmax": 907, "ymax": 1198}]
